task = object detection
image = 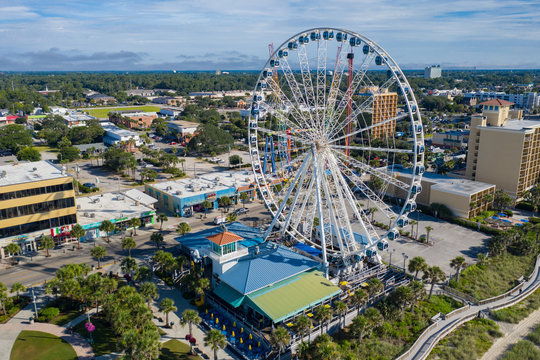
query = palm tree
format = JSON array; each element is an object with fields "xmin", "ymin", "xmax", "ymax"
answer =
[
  {"xmin": 70, "ymin": 224, "xmax": 86, "ymax": 250},
  {"xmin": 129, "ymin": 217, "xmax": 141, "ymax": 236},
  {"xmin": 120, "ymin": 256, "xmax": 138, "ymax": 280},
  {"xmin": 408, "ymin": 256, "xmax": 428, "ymax": 278},
  {"xmin": 91, "ymin": 246, "xmax": 107, "ymax": 268},
  {"xmin": 5, "ymin": 243, "xmax": 20, "ymax": 264},
  {"xmin": 314, "ymin": 306, "xmax": 333, "ymax": 335},
  {"xmin": 239, "ymin": 191, "xmax": 250, "ymax": 207},
  {"xmin": 333, "ymin": 301, "xmax": 347, "ymax": 329},
  {"xmin": 151, "ymin": 232, "xmax": 164, "ymax": 249},
  {"xmin": 121, "ymin": 237, "xmax": 136, "ymax": 257},
  {"xmin": 157, "ymin": 213, "xmax": 168, "ymax": 231},
  {"xmin": 270, "ymin": 326, "xmax": 291, "ymax": 360},
  {"xmin": 450, "ymin": 256, "xmax": 466, "ymax": 280},
  {"xmin": 369, "ymin": 207, "xmax": 378, "ymax": 223},
  {"xmin": 176, "ymin": 222, "xmax": 191, "ymax": 236},
  {"xmin": 226, "ymin": 213, "xmax": 237, "ymax": 222},
  {"xmin": 41, "ymin": 235, "xmax": 55, "ymax": 257},
  {"xmin": 409, "ymin": 280, "xmax": 426, "ymax": 312},
  {"xmin": 159, "ymin": 298, "xmax": 177, "ymax": 327},
  {"xmin": 201, "ymin": 200, "xmax": 213, "ymax": 218},
  {"xmin": 11, "ymin": 282, "xmax": 25, "ymax": 299},
  {"xmin": 139, "ymin": 281, "xmax": 158, "ymax": 309},
  {"xmin": 205, "ymin": 329, "xmax": 226, "ymax": 360},
  {"xmin": 180, "ymin": 309, "xmax": 201, "ymax": 354},
  {"xmin": 477, "ymin": 253, "xmax": 488, "ymax": 266},
  {"xmin": 351, "ymin": 315, "xmax": 369, "ymax": 342},
  {"xmin": 366, "ymin": 278, "xmax": 383, "ymax": 303},
  {"xmin": 194, "ymin": 278, "xmax": 210, "ymax": 299},
  {"xmin": 350, "ymin": 289, "xmax": 367, "ymax": 316},
  {"xmin": 365, "ymin": 307, "xmax": 383, "ymax": 337},
  {"xmin": 294, "ymin": 315, "xmax": 312, "ymax": 343},
  {"xmin": 176, "ymin": 255, "xmax": 187, "ymax": 272},
  {"xmin": 99, "ymin": 220, "xmax": 115, "ymax": 243},
  {"xmin": 409, "ymin": 220, "xmax": 417, "ymax": 238},
  {"xmin": 425, "ymin": 225, "xmax": 434, "ymax": 243},
  {"xmin": 423, "ymin": 266, "xmax": 446, "ymax": 298}
]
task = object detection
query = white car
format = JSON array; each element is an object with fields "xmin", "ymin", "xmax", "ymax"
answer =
[{"xmin": 213, "ymin": 216, "xmax": 227, "ymax": 225}]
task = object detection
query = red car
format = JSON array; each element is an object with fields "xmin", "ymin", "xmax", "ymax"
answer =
[{"xmin": 170, "ymin": 142, "xmax": 177, "ymax": 145}]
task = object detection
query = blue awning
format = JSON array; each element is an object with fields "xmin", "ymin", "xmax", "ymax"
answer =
[
  {"xmin": 293, "ymin": 243, "xmax": 322, "ymax": 257},
  {"xmin": 498, "ymin": 213, "xmax": 507, "ymax": 217},
  {"xmin": 521, "ymin": 219, "xmax": 529, "ymax": 223},
  {"xmin": 492, "ymin": 216, "xmax": 500, "ymax": 220},
  {"xmin": 502, "ymin": 219, "xmax": 511, "ymax": 223}
]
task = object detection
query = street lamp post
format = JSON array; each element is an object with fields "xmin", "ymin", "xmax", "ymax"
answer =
[
  {"xmin": 402, "ymin": 253, "xmax": 409, "ymax": 273},
  {"xmin": 416, "ymin": 210, "xmax": 422, "ymax": 240},
  {"xmin": 389, "ymin": 248, "xmax": 396, "ymax": 267},
  {"xmin": 31, "ymin": 287, "xmax": 38, "ymax": 320}
]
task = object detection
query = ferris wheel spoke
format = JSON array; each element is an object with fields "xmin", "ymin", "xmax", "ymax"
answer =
[
  {"xmin": 319, "ymin": 167, "xmax": 348, "ymax": 258},
  {"xmin": 324, "ymin": 46, "xmax": 348, "ymax": 132},
  {"xmin": 263, "ymin": 151, "xmax": 312, "ymax": 239},
  {"xmin": 278, "ymin": 56, "xmax": 318, "ymax": 131},
  {"xmin": 289, "ymin": 176, "xmax": 315, "ymax": 237},
  {"xmin": 262, "ymin": 101, "xmax": 305, "ymax": 133},
  {"xmin": 255, "ymin": 126, "xmax": 312, "ymax": 146},
  {"xmin": 326, "ymin": 93, "xmax": 375, "ymax": 141},
  {"xmin": 331, "ymin": 148, "xmax": 410, "ymax": 191},
  {"xmin": 279, "ymin": 162, "xmax": 312, "ymax": 237},
  {"xmin": 327, "ymin": 154, "xmax": 379, "ymax": 245},
  {"xmin": 330, "ymin": 144, "xmax": 413, "ymax": 154},
  {"xmin": 316, "ymin": 39, "xmax": 328, "ymax": 125},
  {"xmin": 333, "ymin": 155, "xmax": 397, "ymax": 220},
  {"xmin": 265, "ymin": 73, "xmax": 313, "ymax": 132},
  {"xmin": 329, "ymin": 113, "xmax": 408, "ymax": 144},
  {"xmin": 329, "ymin": 51, "xmax": 377, "ymax": 126},
  {"xmin": 297, "ymin": 44, "xmax": 317, "ymax": 122}
]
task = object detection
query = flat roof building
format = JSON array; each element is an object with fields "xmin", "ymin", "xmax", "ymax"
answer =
[
  {"xmin": 145, "ymin": 170, "xmax": 256, "ymax": 217},
  {"xmin": 166, "ymin": 120, "xmax": 199, "ymax": 138},
  {"xmin": 62, "ymin": 113, "xmax": 96, "ymax": 127},
  {"xmin": 388, "ymin": 168, "xmax": 495, "ymax": 218},
  {"xmin": 0, "ymin": 161, "xmax": 78, "ymax": 258},
  {"xmin": 424, "ymin": 65, "xmax": 442, "ymax": 79},
  {"xmin": 431, "ymin": 130, "xmax": 470, "ymax": 149},
  {"xmin": 109, "ymin": 111, "xmax": 157, "ymax": 129},
  {"xmin": 466, "ymin": 100, "xmax": 540, "ymax": 200},
  {"xmin": 102, "ymin": 122, "xmax": 143, "ymax": 147},
  {"xmin": 77, "ymin": 189, "xmax": 157, "ymax": 241}
]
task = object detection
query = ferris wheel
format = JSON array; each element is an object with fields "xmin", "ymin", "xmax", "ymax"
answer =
[{"xmin": 248, "ymin": 28, "xmax": 424, "ymax": 272}]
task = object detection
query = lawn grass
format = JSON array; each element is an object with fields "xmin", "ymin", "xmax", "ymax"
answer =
[
  {"xmin": 451, "ymin": 253, "xmax": 536, "ymax": 300},
  {"xmin": 81, "ymin": 106, "xmax": 160, "ymax": 118},
  {"xmin": 427, "ymin": 318, "xmax": 503, "ymax": 360},
  {"xmin": 50, "ymin": 308, "xmax": 83, "ymax": 326},
  {"xmin": 527, "ymin": 323, "xmax": 540, "ymax": 345},
  {"xmin": 10, "ymin": 330, "xmax": 77, "ymax": 360},
  {"xmin": 74, "ymin": 315, "xmax": 117, "ymax": 356},
  {"xmin": 33, "ymin": 145, "xmax": 58, "ymax": 153},
  {"xmin": 160, "ymin": 339, "xmax": 202, "ymax": 360},
  {"xmin": 492, "ymin": 288, "xmax": 540, "ymax": 323},
  {"xmin": 500, "ymin": 340, "xmax": 540, "ymax": 360}
]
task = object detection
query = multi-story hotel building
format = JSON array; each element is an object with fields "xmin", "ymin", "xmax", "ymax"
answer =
[
  {"xmin": 466, "ymin": 99, "xmax": 540, "ymax": 200},
  {"xmin": 0, "ymin": 161, "xmax": 77, "ymax": 259},
  {"xmin": 359, "ymin": 87, "xmax": 398, "ymax": 138}
]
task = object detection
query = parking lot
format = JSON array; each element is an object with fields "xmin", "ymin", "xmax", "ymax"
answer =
[{"xmin": 375, "ymin": 211, "xmax": 490, "ymax": 274}]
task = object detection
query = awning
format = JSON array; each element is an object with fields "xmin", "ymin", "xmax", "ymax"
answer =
[
  {"xmin": 213, "ymin": 282, "xmax": 245, "ymax": 308},
  {"xmin": 293, "ymin": 243, "xmax": 322, "ymax": 257}
]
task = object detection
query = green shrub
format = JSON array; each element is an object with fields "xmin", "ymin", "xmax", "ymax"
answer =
[
  {"xmin": 527, "ymin": 324, "xmax": 540, "ymax": 346},
  {"xmin": 501, "ymin": 340, "xmax": 540, "ymax": 360},
  {"xmin": 163, "ymin": 167, "xmax": 185, "ymax": 177},
  {"xmin": 38, "ymin": 307, "xmax": 60, "ymax": 322},
  {"xmin": 493, "ymin": 288, "xmax": 540, "ymax": 323}
]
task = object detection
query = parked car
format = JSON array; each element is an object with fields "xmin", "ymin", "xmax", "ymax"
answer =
[
  {"xmin": 83, "ymin": 182, "xmax": 97, "ymax": 189},
  {"xmin": 213, "ymin": 216, "xmax": 227, "ymax": 225},
  {"xmin": 170, "ymin": 141, "xmax": 177, "ymax": 145},
  {"xmin": 234, "ymin": 208, "xmax": 249, "ymax": 215}
]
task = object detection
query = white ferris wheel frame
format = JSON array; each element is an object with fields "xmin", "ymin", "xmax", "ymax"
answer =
[{"xmin": 248, "ymin": 27, "xmax": 425, "ymax": 272}]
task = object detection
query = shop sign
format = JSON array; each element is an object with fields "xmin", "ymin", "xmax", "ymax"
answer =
[
  {"xmin": 51, "ymin": 224, "xmax": 73, "ymax": 237},
  {"xmin": 206, "ymin": 192, "xmax": 217, "ymax": 201}
]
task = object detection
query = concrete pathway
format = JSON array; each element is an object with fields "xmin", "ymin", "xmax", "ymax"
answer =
[
  {"xmin": 151, "ymin": 277, "xmax": 237, "ymax": 360},
  {"xmin": 481, "ymin": 308, "xmax": 540, "ymax": 360},
  {"xmin": 399, "ymin": 255, "xmax": 540, "ymax": 360}
]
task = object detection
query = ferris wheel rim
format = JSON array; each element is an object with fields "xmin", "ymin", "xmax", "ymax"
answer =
[{"xmin": 248, "ymin": 27, "xmax": 424, "ymax": 264}]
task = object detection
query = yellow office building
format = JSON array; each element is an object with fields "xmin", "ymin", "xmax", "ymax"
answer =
[
  {"xmin": 466, "ymin": 99, "xmax": 540, "ymax": 200},
  {"xmin": 0, "ymin": 161, "xmax": 77, "ymax": 259}
]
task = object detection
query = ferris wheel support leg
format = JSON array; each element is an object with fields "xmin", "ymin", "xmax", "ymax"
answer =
[{"xmin": 312, "ymin": 147, "xmax": 329, "ymax": 279}]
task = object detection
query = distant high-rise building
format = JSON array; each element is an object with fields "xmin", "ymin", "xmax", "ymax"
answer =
[
  {"xmin": 465, "ymin": 99, "xmax": 540, "ymax": 200},
  {"xmin": 424, "ymin": 65, "xmax": 442, "ymax": 78},
  {"xmin": 371, "ymin": 91, "xmax": 398, "ymax": 138},
  {"xmin": 216, "ymin": 69, "xmax": 221, "ymax": 75}
]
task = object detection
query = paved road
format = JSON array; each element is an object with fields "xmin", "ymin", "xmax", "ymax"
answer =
[{"xmin": 400, "ymin": 255, "xmax": 540, "ymax": 360}]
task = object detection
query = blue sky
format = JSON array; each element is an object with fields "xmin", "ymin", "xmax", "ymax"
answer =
[{"xmin": 0, "ymin": 0, "xmax": 538, "ymax": 71}]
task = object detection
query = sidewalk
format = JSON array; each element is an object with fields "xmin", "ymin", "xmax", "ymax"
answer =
[{"xmin": 152, "ymin": 277, "xmax": 237, "ymax": 360}]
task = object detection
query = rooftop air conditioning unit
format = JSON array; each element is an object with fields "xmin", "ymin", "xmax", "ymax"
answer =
[
  {"xmin": 176, "ymin": 191, "xmax": 182, "ymax": 195},
  {"xmin": 166, "ymin": 186, "xmax": 172, "ymax": 191},
  {"xmin": 77, "ymin": 205, "xmax": 81, "ymax": 209},
  {"xmin": 135, "ymin": 201, "xmax": 140, "ymax": 206},
  {"xmin": 84, "ymin": 212, "xmax": 89, "ymax": 217},
  {"xmin": 90, "ymin": 213, "xmax": 95, "ymax": 218}
]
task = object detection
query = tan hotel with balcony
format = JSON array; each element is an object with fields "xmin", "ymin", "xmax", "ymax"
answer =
[
  {"xmin": 0, "ymin": 161, "xmax": 77, "ymax": 259},
  {"xmin": 358, "ymin": 87, "xmax": 398, "ymax": 138},
  {"xmin": 466, "ymin": 99, "xmax": 540, "ymax": 200}
]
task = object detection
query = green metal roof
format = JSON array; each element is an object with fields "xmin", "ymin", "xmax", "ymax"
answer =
[
  {"xmin": 245, "ymin": 270, "xmax": 341, "ymax": 323},
  {"xmin": 213, "ymin": 282, "xmax": 245, "ymax": 308}
]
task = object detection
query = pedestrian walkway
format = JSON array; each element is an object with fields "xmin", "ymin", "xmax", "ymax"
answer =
[
  {"xmin": 399, "ymin": 254, "xmax": 540, "ymax": 360},
  {"xmin": 152, "ymin": 277, "xmax": 237, "ymax": 360},
  {"xmin": 481, "ymin": 307, "xmax": 540, "ymax": 360}
]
